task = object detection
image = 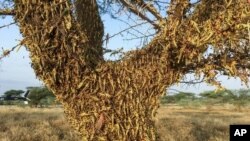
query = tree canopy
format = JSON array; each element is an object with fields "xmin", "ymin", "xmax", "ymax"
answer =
[
  {"xmin": 3, "ymin": 89, "xmax": 24, "ymax": 98},
  {"xmin": 27, "ymin": 86, "xmax": 55, "ymax": 107}
]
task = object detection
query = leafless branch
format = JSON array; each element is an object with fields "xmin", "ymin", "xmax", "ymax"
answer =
[
  {"xmin": 118, "ymin": 18, "xmax": 149, "ymax": 36},
  {"xmin": 124, "ymin": 33, "xmax": 155, "ymax": 41},
  {"xmin": 102, "ymin": 21, "xmax": 149, "ymax": 43},
  {"xmin": 119, "ymin": 0, "xmax": 160, "ymax": 29},
  {"xmin": 179, "ymin": 78, "xmax": 205, "ymax": 84},
  {"xmin": 136, "ymin": 0, "xmax": 163, "ymax": 20},
  {"xmin": 0, "ymin": 22, "xmax": 16, "ymax": 29},
  {"xmin": 0, "ymin": 44, "xmax": 21, "ymax": 61},
  {"xmin": 167, "ymin": 88, "xmax": 194, "ymax": 94}
]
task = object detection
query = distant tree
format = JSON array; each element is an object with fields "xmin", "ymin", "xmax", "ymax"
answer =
[
  {"xmin": 231, "ymin": 89, "xmax": 250, "ymax": 111},
  {"xmin": 162, "ymin": 92, "xmax": 195, "ymax": 104},
  {"xmin": 27, "ymin": 87, "xmax": 55, "ymax": 107},
  {"xmin": 173, "ymin": 92, "xmax": 196, "ymax": 101},
  {"xmin": 3, "ymin": 90, "xmax": 24, "ymax": 98},
  {"xmin": 199, "ymin": 89, "xmax": 250, "ymax": 106},
  {"xmin": 199, "ymin": 89, "xmax": 234, "ymax": 99},
  {"xmin": 237, "ymin": 89, "xmax": 250, "ymax": 99}
]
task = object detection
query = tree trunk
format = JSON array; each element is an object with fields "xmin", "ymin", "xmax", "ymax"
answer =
[{"xmin": 13, "ymin": 0, "xmax": 181, "ymax": 140}]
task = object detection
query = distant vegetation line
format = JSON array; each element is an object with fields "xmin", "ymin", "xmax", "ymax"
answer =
[
  {"xmin": 0, "ymin": 86, "xmax": 59, "ymax": 107},
  {"xmin": 162, "ymin": 89, "xmax": 250, "ymax": 111},
  {"xmin": 1, "ymin": 87, "xmax": 250, "ymax": 109}
]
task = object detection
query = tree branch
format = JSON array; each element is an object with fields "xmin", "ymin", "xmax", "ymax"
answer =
[
  {"xmin": 0, "ymin": 44, "xmax": 20, "ymax": 61},
  {"xmin": 167, "ymin": 88, "xmax": 193, "ymax": 94},
  {"xmin": 102, "ymin": 21, "xmax": 148, "ymax": 43},
  {"xmin": 136, "ymin": 0, "xmax": 163, "ymax": 21},
  {"xmin": 179, "ymin": 78, "xmax": 205, "ymax": 84},
  {"xmin": 0, "ymin": 22, "xmax": 16, "ymax": 29},
  {"xmin": 0, "ymin": 9, "xmax": 15, "ymax": 15},
  {"xmin": 119, "ymin": 0, "xmax": 160, "ymax": 29}
]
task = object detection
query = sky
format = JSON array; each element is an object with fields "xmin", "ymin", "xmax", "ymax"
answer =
[{"xmin": 0, "ymin": 3, "xmax": 249, "ymax": 95}]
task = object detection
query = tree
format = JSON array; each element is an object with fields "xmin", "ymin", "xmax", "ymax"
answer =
[
  {"xmin": 3, "ymin": 89, "xmax": 24, "ymax": 99},
  {"xmin": 229, "ymin": 89, "xmax": 250, "ymax": 111},
  {"xmin": 199, "ymin": 89, "xmax": 230, "ymax": 99},
  {"xmin": 1, "ymin": 89, "xmax": 25, "ymax": 105},
  {"xmin": 0, "ymin": 0, "xmax": 250, "ymax": 140},
  {"xmin": 162, "ymin": 91, "xmax": 195, "ymax": 104},
  {"xmin": 27, "ymin": 86, "xmax": 55, "ymax": 107}
]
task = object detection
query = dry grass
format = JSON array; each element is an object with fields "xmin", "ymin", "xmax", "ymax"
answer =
[
  {"xmin": 156, "ymin": 105, "xmax": 250, "ymax": 141},
  {"xmin": 0, "ymin": 105, "xmax": 250, "ymax": 141},
  {"xmin": 0, "ymin": 106, "xmax": 81, "ymax": 141}
]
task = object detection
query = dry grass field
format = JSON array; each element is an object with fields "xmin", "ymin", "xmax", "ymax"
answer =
[
  {"xmin": 0, "ymin": 105, "xmax": 250, "ymax": 141},
  {"xmin": 156, "ymin": 105, "xmax": 250, "ymax": 141}
]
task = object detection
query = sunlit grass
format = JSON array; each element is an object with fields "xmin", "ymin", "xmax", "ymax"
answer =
[
  {"xmin": 0, "ymin": 105, "xmax": 250, "ymax": 141},
  {"xmin": 156, "ymin": 105, "xmax": 250, "ymax": 141},
  {"xmin": 0, "ymin": 106, "xmax": 81, "ymax": 141}
]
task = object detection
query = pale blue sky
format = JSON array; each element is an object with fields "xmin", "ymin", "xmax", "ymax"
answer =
[{"xmin": 0, "ymin": 3, "xmax": 249, "ymax": 95}]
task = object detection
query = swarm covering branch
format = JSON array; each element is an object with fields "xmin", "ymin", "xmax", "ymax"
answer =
[
  {"xmin": 0, "ymin": 9, "xmax": 14, "ymax": 15},
  {"xmin": 12, "ymin": 0, "xmax": 250, "ymax": 140}
]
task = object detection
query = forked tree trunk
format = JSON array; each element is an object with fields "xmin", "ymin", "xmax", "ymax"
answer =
[
  {"xmin": 14, "ymin": 0, "xmax": 182, "ymax": 140},
  {"xmin": 11, "ymin": 0, "xmax": 250, "ymax": 139}
]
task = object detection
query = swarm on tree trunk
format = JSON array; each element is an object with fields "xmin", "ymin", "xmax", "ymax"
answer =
[
  {"xmin": 2, "ymin": 0, "xmax": 249, "ymax": 140},
  {"xmin": 13, "ymin": 0, "xmax": 180, "ymax": 140}
]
